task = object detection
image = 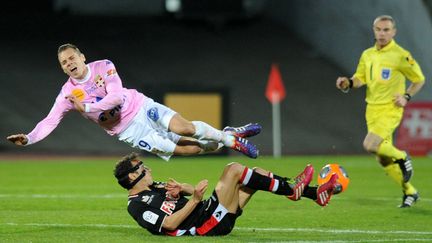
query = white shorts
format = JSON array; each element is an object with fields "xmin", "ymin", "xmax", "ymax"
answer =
[{"xmin": 118, "ymin": 100, "xmax": 181, "ymax": 161}]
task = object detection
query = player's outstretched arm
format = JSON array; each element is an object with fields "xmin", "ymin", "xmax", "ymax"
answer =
[{"xmin": 6, "ymin": 134, "xmax": 28, "ymax": 146}]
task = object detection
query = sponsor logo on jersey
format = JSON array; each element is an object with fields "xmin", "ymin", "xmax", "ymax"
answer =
[
  {"xmin": 381, "ymin": 68, "xmax": 391, "ymax": 80},
  {"xmin": 107, "ymin": 69, "xmax": 117, "ymax": 77},
  {"xmin": 147, "ymin": 107, "xmax": 159, "ymax": 121},
  {"xmin": 143, "ymin": 211, "xmax": 159, "ymax": 225},
  {"xmin": 71, "ymin": 89, "xmax": 85, "ymax": 101},
  {"xmin": 160, "ymin": 201, "xmax": 176, "ymax": 215}
]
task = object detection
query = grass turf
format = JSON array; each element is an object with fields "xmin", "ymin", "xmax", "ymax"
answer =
[{"xmin": 0, "ymin": 155, "xmax": 431, "ymax": 242}]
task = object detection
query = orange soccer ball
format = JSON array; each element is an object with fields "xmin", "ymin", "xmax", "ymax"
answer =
[{"xmin": 317, "ymin": 163, "xmax": 350, "ymax": 194}]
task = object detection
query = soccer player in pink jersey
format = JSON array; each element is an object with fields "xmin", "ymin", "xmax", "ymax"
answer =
[{"xmin": 7, "ymin": 43, "xmax": 261, "ymax": 160}]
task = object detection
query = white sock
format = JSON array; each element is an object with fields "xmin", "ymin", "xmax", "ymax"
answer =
[
  {"xmin": 197, "ymin": 140, "xmax": 224, "ymax": 153},
  {"xmin": 192, "ymin": 121, "xmax": 234, "ymax": 147}
]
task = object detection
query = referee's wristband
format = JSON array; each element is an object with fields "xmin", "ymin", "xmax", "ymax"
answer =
[{"xmin": 404, "ymin": 93, "xmax": 411, "ymax": 102}]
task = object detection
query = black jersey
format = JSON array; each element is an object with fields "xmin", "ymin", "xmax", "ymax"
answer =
[{"xmin": 127, "ymin": 182, "xmax": 242, "ymax": 236}]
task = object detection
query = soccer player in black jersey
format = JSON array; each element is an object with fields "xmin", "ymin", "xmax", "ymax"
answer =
[{"xmin": 114, "ymin": 152, "xmax": 338, "ymax": 236}]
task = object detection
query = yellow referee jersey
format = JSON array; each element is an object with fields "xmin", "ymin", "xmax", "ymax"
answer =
[{"xmin": 353, "ymin": 40, "xmax": 425, "ymax": 105}]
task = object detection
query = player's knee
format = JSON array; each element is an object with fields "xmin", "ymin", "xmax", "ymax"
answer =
[
  {"xmin": 363, "ymin": 140, "xmax": 377, "ymax": 153},
  {"xmin": 225, "ymin": 162, "xmax": 243, "ymax": 177}
]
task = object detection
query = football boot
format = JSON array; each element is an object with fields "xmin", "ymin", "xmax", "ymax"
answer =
[
  {"xmin": 223, "ymin": 123, "xmax": 262, "ymax": 138},
  {"xmin": 287, "ymin": 164, "xmax": 314, "ymax": 201},
  {"xmin": 315, "ymin": 173, "xmax": 338, "ymax": 206},
  {"xmin": 231, "ymin": 136, "xmax": 259, "ymax": 159},
  {"xmin": 399, "ymin": 192, "xmax": 419, "ymax": 208}
]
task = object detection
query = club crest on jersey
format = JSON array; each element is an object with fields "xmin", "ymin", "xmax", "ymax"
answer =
[
  {"xmin": 147, "ymin": 107, "xmax": 159, "ymax": 122},
  {"xmin": 94, "ymin": 75, "xmax": 105, "ymax": 87},
  {"xmin": 381, "ymin": 68, "xmax": 391, "ymax": 80}
]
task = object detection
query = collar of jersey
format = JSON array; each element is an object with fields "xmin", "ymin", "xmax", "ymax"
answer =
[
  {"xmin": 71, "ymin": 64, "xmax": 91, "ymax": 84},
  {"xmin": 374, "ymin": 39, "xmax": 395, "ymax": 52}
]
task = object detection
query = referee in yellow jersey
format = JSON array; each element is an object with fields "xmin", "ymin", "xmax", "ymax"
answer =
[{"xmin": 336, "ymin": 15, "xmax": 425, "ymax": 208}]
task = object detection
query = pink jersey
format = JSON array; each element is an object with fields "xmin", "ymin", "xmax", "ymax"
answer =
[{"xmin": 26, "ymin": 60, "xmax": 149, "ymax": 145}]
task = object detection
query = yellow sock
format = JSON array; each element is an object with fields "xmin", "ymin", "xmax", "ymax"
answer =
[
  {"xmin": 377, "ymin": 140, "xmax": 405, "ymax": 160},
  {"xmin": 403, "ymin": 182, "xmax": 417, "ymax": 195},
  {"xmin": 383, "ymin": 164, "xmax": 403, "ymax": 187}
]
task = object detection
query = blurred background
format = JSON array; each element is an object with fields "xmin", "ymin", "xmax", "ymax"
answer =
[{"xmin": 1, "ymin": 0, "xmax": 431, "ymax": 157}]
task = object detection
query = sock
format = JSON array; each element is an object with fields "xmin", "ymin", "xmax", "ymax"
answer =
[
  {"xmin": 302, "ymin": 186, "xmax": 318, "ymax": 200},
  {"xmin": 267, "ymin": 171, "xmax": 317, "ymax": 200},
  {"xmin": 267, "ymin": 171, "xmax": 288, "ymax": 182},
  {"xmin": 403, "ymin": 182, "xmax": 417, "ymax": 195},
  {"xmin": 197, "ymin": 140, "xmax": 224, "ymax": 154},
  {"xmin": 239, "ymin": 167, "xmax": 293, "ymax": 195},
  {"xmin": 383, "ymin": 163, "xmax": 403, "ymax": 187},
  {"xmin": 377, "ymin": 140, "xmax": 406, "ymax": 160},
  {"xmin": 192, "ymin": 121, "xmax": 234, "ymax": 147}
]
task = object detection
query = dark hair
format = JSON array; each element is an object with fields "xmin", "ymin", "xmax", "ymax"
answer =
[
  {"xmin": 114, "ymin": 152, "xmax": 140, "ymax": 189},
  {"xmin": 57, "ymin": 43, "xmax": 81, "ymax": 55}
]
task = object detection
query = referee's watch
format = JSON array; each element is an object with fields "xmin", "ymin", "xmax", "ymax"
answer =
[{"xmin": 404, "ymin": 93, "xmax": 412, "ymax": 102}]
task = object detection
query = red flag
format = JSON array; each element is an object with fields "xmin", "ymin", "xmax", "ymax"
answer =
[{"xmin": 265, "ymin": 64, "xmax": 286, "ymax": 104}]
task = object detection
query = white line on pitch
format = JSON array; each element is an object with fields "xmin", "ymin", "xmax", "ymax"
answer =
[
  {"xmin": 0, "ymin": 194, "xmax": 430, "ymax": 202},
  {"xmin": 0, "ymin": 194, "xmax": 124, "ymax": 199},
  {"xmin": 3, "ymin": 223, "xmax": 432, "ymax": 236}
]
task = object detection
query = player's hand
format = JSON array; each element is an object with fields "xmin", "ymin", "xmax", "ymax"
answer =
[
  {"xmin": 6, "ymin": 134, "xmax": 28, "ymax": 146},
  {"xmin": 192, "ymin": 179, "xmax": 208, "ymax": 203},
  {"xmin": 336, "ymin": 77, "xmax": 350, "ymax": 91},
  {"xmin": 65, "ymin": 94, "xmax": 85, "ymax": 112},
  {"xmin": 165, "ymin": 178, "xmax": 182, "ymax": 199},
  {"xmin": 394, "ymin": 94, "xmax": 408, "ymax": 107}
]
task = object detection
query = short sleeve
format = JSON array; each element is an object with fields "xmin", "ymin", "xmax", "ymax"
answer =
[{"xmin": 399, "ymin": 53, "xmax": 425, "ymax": 83}]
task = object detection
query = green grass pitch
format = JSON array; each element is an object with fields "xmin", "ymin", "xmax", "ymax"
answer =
[{"xmin": 1, "ymin": 155, "xmax": 431, "ymax": 242}]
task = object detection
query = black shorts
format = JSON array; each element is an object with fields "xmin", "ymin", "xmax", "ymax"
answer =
[{"xmin": 193, "ymin": 190, "xmax": 242, "ymax": 236}]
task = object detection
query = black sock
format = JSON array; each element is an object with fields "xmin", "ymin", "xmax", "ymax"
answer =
[
  {"xmin": 268, "ymin": 170, "xmax": 317, "ymax": 200},
  {"xmin": 240, "ymin": 167, "xmax": 293, "ymax": 195},
  {"xmin": 302, "ymin": 186, "xmax": 317, "ymax": 200},
  {"xmin": 268, "ymin": 172, "xmax": 288, "ymax": 182}
]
